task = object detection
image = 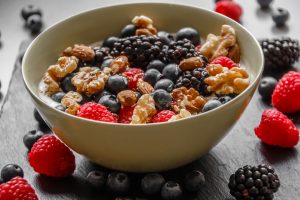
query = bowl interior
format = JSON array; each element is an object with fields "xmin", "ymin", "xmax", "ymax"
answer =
[{"xmin": 23, "ymin": 2, "xmax": 263, "ymax": 104}]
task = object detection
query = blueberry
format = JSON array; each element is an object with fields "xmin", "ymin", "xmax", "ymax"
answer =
[
  {"xmin": 141, "ymin": 173, "xmax": 165, "ymax": 196},
  {"xmin": 86, "ymin": 170, "xmax": 106, "ymax": 189},
  {"xmin": 161, "ymin": 181, "xmax": 182, "ymax": 200},
  {"xmin": 152, "ymin": 89, "xmax": 172, "ymax": 110},
  {"xmin": 26, "ymin": 14, "xmax": 43, "ymax": 33},
  {"xmin": 100, "ymin": 58, "xmax": 113, "ymax": 70},
  {"xmin": 218, "ymin": 96, "xmax": 232, "ymax": 104},
  {"xmin": 103, "ymin": 36, "xmax": 119, "ymax": 49},
  {"xmin": 184, "ymin": 170, "xmax": 205, "ymax": 192},
  {"xmin": 144, "ymin": 69, "xmax": 162, "ymax": 86},
  {"xmin": 21, "ymin": 5, "xmax": 42, "ymax": 20},
  {"xmin": 157, "ymin": 31, "xmax": 174, "ymax": 45},
  {"xmin": 55, "ymin": 104, "xmax": 66, "ymax": 112},
  {"xmin": 176, "ymin": 27, "xmax": 200, "ymax": 45},
  {"xmin": 272, "ymin": 8, "xmax": 289, "ymax": 27},
  {"xmin": 106, "ymin": 75, "xmax": 128, "ymax": 94},
  {"xmin": 147, "ymin": 60, "xmax": 166, "ymax": 72},
  {"xmin": 34, "ymin": 108, "xmax": 47, "ymax": 125},
  {"xmin": 257, "ymin": 0, "xmax": 273, "ymax": 9},
  {"xmin": 98, "ymin": 95, "xmax": 121, "ymax": 114},
  {"xmin": 154, "ymin": 79, "xmax": 174, "ymax": 93},
  {"xmin": 162, "ymin": 64, "xmax": 181, "ymax": 83},
  {"xmin": 258, "ymin": 76, "xmax": 278, "ymax": 100},
  {"xmin": 202, "ymin": 100, "xmax": 222, "ymax": 112},
  {"xmin": 93, "ymin": 90, "xmax": 112, "ymax": 102},
  {"xmin": 61, "ymin": 74, "xmax": 75, "ymax": 93},
  {"xmin": 0, "ymin": 177, "xmax": 3, "ymax": 184},
  {"xmin": 51, "ymin": 91, "xmax": 65, "ymax": 103},
  {"xmin": 120, "ymin": 24, "xmax": 136, "ymax": 38},
  {"xmin": 1, "ymin": 164, "xmax": 24, "ymax": 182},
  {"xmin": 23, "ymin": 130, "xmax": 44, "ymax": 150},
  {"xmin": 106, "ymin": 172, "xmax": 131, "ymax": 194}
]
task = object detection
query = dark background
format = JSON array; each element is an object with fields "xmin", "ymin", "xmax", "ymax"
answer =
[{"xmin": 0, "ymin": 0, "xmax": 300, "ymax": 199}]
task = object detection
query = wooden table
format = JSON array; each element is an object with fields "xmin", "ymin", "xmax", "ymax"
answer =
[{"xmin": 0, "ymin": 0, "xmax": 300, "ymax": 199}]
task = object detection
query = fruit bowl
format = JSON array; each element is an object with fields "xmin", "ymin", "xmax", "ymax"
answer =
[{"xmin": 22, "ymin": 2, "xmax": 263, "ymax": 172}]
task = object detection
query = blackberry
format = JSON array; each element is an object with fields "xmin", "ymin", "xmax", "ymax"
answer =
[
  {"xmin": 110, "ymin": 35, "xmax": 167, "ymax": 68},
  {"xmin": 260, "ymin": 38, "xmax": 300, "ymax": 70},
  {"xmin": 166, "ymin": 38, "xmax": 199, "ymax": 64},
  {"xmin": 175, "ymin": 67, "xmax": 210, "ymax": 96},
  {"xmin": 228, "ymin": 164, "xmax": 280, "ymax": 200}
]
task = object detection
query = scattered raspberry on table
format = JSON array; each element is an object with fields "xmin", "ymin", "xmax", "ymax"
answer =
[{"xmin": 215, "ymin": 0, "xmax": 243, "ymax": 22}]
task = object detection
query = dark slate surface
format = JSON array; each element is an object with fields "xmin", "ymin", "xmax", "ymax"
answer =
[{"xmin": 1, "ymin": 1, "xmax": 300, "ymax": 199}]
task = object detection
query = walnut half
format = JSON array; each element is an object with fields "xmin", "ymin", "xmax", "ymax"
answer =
[{"xmin": 131, "ymin": 94, "xmax": 157, "ymax": 124}]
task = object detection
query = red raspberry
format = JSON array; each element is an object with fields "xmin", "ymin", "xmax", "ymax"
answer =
[
  {"xmin": 28, "ymin": 135, "xmax": 75, "ymax": 177},
  {"xmin": 0, "ymin": 177, "xmax": 38, "ymax": 200},
  {"xmin": 123, "ymin": 68, "xmax": 144, "ymax": 90},
  {"xmin": 151, "ymin": 110, "xmax": 176, "ymax": 123},
  {"xmin": 77, "ymin": 102, "xmax": 117, "ymax": 123},
  {"xmin": 272, "ymin": 71, "xmax": 300, "ymax": 113},
  {"xmin": 254, "ymin": 109, "xmax": 299, "ymax": 148},
  {"xmin": 215, "ymin": 1, "xmax": 242, "ymax": 22},
  {"xmin": 211, "ymin": 56, "xmax": 237, "ymax": 69},
  {"xmin": 118, "ymin": 106, "xmax": 135, "ymax": 124}
]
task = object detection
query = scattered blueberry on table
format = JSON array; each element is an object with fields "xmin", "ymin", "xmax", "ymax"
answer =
[
  {"xmin": 257, "ymin": 0, "xmax": 273, "ymax": 9},
  {"xmin": 21, "ymin": 5, "xmax": 43, "ymax": 33},
  {"xmin": 23, "ymin": 130, "xmax": 44, "ymax": 150},
  {"xmin": 258, "ymin": 77, "xmax": 278, "ymax": 101},
  {"xmin": 86, "ymin": 170, "xmax": 107, "ymax": 189},
  {"xmin": 1, "ymin": 164, "xmax": 24, "ymax": 182},
  {"xmin": 272, "ymin": 8, "xmax": 289, "ymax": 27}
]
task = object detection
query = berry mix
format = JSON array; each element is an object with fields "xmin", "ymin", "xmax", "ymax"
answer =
[{"xmin": 40, "ymin": 15, "xmax": 250, "ymax": 124}]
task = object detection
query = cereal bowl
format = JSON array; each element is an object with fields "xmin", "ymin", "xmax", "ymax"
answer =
[{"xmin": 22, "ymin": 2, "xmax": 263, "ymax": 172}]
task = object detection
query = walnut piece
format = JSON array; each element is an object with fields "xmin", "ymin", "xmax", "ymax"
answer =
[
  {"xmin": 63, "ymin": 44, "xmax": 95, "ymax": 61},
  {"xmin": 137, "ymin": 79, "xmax": 154, "ymax": 94},
  {"xmin": 109, "ymin": 55, "xmax": 129, "ymax": 75},
  {"xmin": 71, "ymin": 67, "xmax": 107, "ymax": 95},
  {"xmin": 168, "ymin": 109, "xmax": 192, "ymax": 122},
  {"xmin": 131, "ymin": 94, "xmax": 157, "ymax": 124},
  {"xmin": 171, "ymin": 87, "xmax": 207, "ymax": 113},
  {"xmin": 42, "ymin": 72, "xmax": 60, "ymax": 95},
  {"xmin": 204, "ymin": 64, "xmax": 250, "ymax": 95},
  {"xmin": 132, "ymin": 15, "xmax": 157, "ymax": 36},
  {"xmin": 179, "ymin": 56, "xmax": 205, "ymax": 71},
  {"xmin": 117, "ymin": 90, "xmax": 138, "ymax": 107},
  {"xmin": 61, "ymin": 91, "xmax": 82, "ymax": 115},
  {"xmin": 48, "ymin": 56, "xmax": 78, "ymax": 79},
  {"xmin": 200, "ymin": 24, "xmax": 240, "ymax": 63}
]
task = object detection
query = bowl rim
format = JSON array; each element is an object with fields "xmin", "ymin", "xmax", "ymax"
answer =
[{"xmin": 22, "ymin": 1, "xmax": 264, "ymax": 127}]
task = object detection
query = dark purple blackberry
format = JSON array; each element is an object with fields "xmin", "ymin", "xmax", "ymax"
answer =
[
  {"xmin": 260, "ymin": 38, "xmax": 300, "ymax": 70},
  {"xmin": 110, "ymin": 35, "xmax": 167, "ymax": 68},
  {"xmin": 175, "ymin": 67, "xmax": 210, "ymax": 96},
  {"xmin": 166, "ymin": 38, "xmax": 199, "ymax": 64},
  {"xmin": 229, "ymin": 164, "xmax": 280, "ymax": 200}
]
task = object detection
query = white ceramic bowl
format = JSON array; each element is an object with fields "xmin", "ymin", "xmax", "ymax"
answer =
[{"xmin": 22, "ymin": 2, "xmax": 263, "ymax": 172}]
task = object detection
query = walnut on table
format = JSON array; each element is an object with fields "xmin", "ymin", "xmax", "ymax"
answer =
[
  {"xmin": 71, "ymin": 67, "xmax": 108, "ymax": 95},
  {"xmin": 130, "ymin": 94, "xmax": 157, "ymax": 124},
  {"xmin": 132, "ymin": 15, "xmax": 157, "ymax": 36},
  {"xmin": 47, "ymin": 56, "xmax": 79, "ymax": 80},
  {"xmin": 63, "ymin": 44, "xmax": 95, "ymax": 61},
  {"xmin": 204, "ymin": 64, "xmax": 250, "ymax": 95},
  {"xmin": 200, "ymin": 24, "xmax": 240, "ymax": 63},
  {"xmin": 61, "ymin": 91, "xmax": 82, "ymax": 115},
  {"xmin": 171, "ymin": 87, "xmax": 207, "ymax": 113}
]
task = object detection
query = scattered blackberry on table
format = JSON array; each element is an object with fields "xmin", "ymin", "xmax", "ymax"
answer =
[
  {"xmin": 106, "ymin": 172, "xmax": 131, "ymax": 195},
  {"xmin": 86, "ymin": 170, "xmax": 106, "ymax": 189},
  {"xmin": 228, "ymin": 164, "xmax": 280, "ymax": 200},
  {"xmin": 146, "ymin": 59, "xmax": 166, "ymax": 72},
  {"xmin": 61, "ymin": 73, "xmax": 76, "ymax": 92},
  {"xmin": 176, "ymin": 27, "xmax": 200, "ymax": 46},
  {"xmin": 55, "ymin": 104, "xmax": 66, "ymax": 112},
  {"xmin": 120, "ymin": 24, "xmax": 137, "ymax": 38},
  {"xmin": 184, "ymin": 170, "xmax": 205, "ymax": 192},
  {"xmin": 51, "ymin": 91, "xmax": 66, "ymax": 103},
  {"xmin": 272, "ymin": 8, "xmax": 289, "ymax": 27},
  {"xmin": 157, "ymin": 31, "xmax": 174, "ymax": 45},
  {"xmin": 175, "ymin": 67, "xmax": 210, "ymax": 96},
  {"xmin": 103, "ymin": 36, "xmax": 119, "ymax": 49},
  {"xmin": 166, "ymin": 39, "xmax": 199, "ymax": 64},
  {"xmin": 106, "ymin": 75, "xmax": 128, "ymax": 94},
  {"xmin": 152, "ymin": 89, "xmax": 172, "ymax": 110},
  {"xmin": 260, "ymin": 38, "xmax": 300, "ymax": 70},
  {"xmin": 154, "ymin": 79, "xmax": 174, "ymax": 92},
  {"xmin": 1, "ymin": 164, "xmax": 24, "ymax": 182},
  {"xmin": 26, "ymin": 14, "xmax": 43, "ymax": 33},
  {"xmin": 257, "ymin": 0, "xmax": 273, "ymax": 9},
  {"xmin": 23, "ymin": 130, "xmax": 44, "ymax": 150},
  {"xmin": 141, "ymin": 173, "xmax": 165, "ymax": 196},
  {"xmin": 144, "ymin": 68, "xmax": 162, "ymax": 86},
  {"xmin": 202, "ymin": 100, "xmax": 222, "ymax": 112},
  {"xmin": 258, "ymin": 77, "xmax": 278, "ymax": 101},
  {"xmin": 161, "ymin": 181, "xmax": 183, "ymax": 200},
  {"xmin": 21, "ymin": 5, "xmax": 42, "ymax": 20},
  {"xmin": 98, "ymin": 94, "xmax": 121, "ymax": 114},
  {"xmin": 162, "ymin": 64, "xmax": 181, "ymax": 83}
]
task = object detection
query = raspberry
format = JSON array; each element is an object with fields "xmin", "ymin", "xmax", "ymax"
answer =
[
  {"xmin": 151, "ymin": 110, "xmax": 175, "ymax": 123},
  {"xmin": 211, "ymin": 56, "xmax": 237, "ymax": 69},
  {"xmin": 118, "ymin": 106, "xmax": 135, "ymax": 124},
  {"xmin": 77, "ymin": 102, "xmax": 118, "ymax": 123},
  {"xmin": 254, "ymin": 109, "xmax": 299, "ymax": 148},
  {"xmin": 123, "ymin": 68, "xmax": 144, "ymax": 90},
  {"xmin": 272, "ymin": 71, "xmax": 300, "ymax": 113},
  {"xmin": 28, "ymin": 135, "xmax": 75, "ymax": 177},
  {"xmin": 0, "ymin": 177, "xmax": 38, "ymax": 200},
  {"xmin": 215, "ymin": 1, "xmax": 242, "ymax": 22}
]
